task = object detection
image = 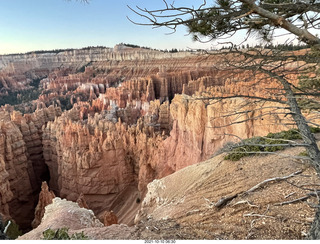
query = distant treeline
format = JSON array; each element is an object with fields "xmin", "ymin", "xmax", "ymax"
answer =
[
  {"xmin": 1, "ymin": 46, "xmax": 109, "ymax": 56},
  {"xmin": 119, "ymin": 43, "xmax": 146, "ymax": 49},
  {"xmin": 220, "ymin": 43, "xmax": 310, "ymax": 51},
  {"xmin": 122, "ymin": 43, "xmax": 311, "ymax": 52},
  {"xmin": 1, "ymin": 43, "xmax": 311, "ymax": 57},
  {"xmin": 264, "ymin": 43, "xmax": 310, "ymax": 51},
  {"xmin": 118, "ymin": 43, "xmax": 163, "ymax": 51}
]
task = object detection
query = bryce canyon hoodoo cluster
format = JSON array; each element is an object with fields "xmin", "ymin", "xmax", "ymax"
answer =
[{"xmin": 0, "ymin": 45, "xmax": 318, "ymax": 239}]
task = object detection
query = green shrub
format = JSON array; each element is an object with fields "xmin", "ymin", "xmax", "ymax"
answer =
[
  {"xmin": 224, "ymin": 127, "xmax": 320, "ymax": 161},
  {"xmin": 4, "ymin": 221, "xmax": 22, "ymax": 240},
  {"xmin": 224, "ymin": 136, "xmax": 283, "ymax": 161},
  {"xmin": 310, "ymin": 127, "xmax": 320, "ymax": 133},
  {"xmin": 298, "ymin": 98, "xmax": 320, "ymax": 111},
  {"xmin": 266, "ymin": 129, "xmax": 302, "ymax": 140},
  {"xmin": 298, "ymin": 151, "xmax": 309, "ymax": 157},
  {"xmin": 42, "ymin": 228, "xmax": 89, "ymax": 240}
]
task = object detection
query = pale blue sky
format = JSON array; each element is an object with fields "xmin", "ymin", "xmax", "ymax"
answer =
[{"xmin": 0, "ymin": 0, "xmax": 217, "ymax": 54}]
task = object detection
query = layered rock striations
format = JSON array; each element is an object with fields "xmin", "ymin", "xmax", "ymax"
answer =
[
  {"xmin": 42, "ymin": 109, "xmax": 141, "ymax": 223},
  {"xmin": 0, "ymin": 112, "xmax": 35, "ymax": 229},
  {"xmin": 0, "ymin": 45, "xmax": 192, "ymax": 93},
  {"xmin": 0, "ymin": 45, "xmax": 192, "ymax": 72},
  {"xmin": 0, "ymin": 106, "xmax": 61, "ymax": 230},
  {"xmin": 0, "ymin": 154, "xmax": 13, "ymax": 220}
]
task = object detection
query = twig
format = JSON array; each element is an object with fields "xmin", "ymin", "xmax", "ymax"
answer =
[
  {"xmin": 274, "ymin": 191, "xmax": 320, "ymax": 206},
  {"xmin": 245, "ymin": 205, "xmax": 272, "ymax": 239},
  {"xmin": 274, "ymin": 195, "xmax": 310, "ymax": 206},
  {"xmin": 243, "ymin": 170, "xmax": 302, "ymax": 195},
  {"xmin": 204, "ymin": 194, "xmax": 238, "ymax": 209},
  {"xmin": 285, "ymin": 180, "xmax": 313, "ymax": 191},
  {"xmin": 203, "ymin": 197, "xmax": 215, "ymax": 208},
  {"xmin": 284, "ymin": 192, "xmax": 296, "ymax": 199},
  {"xmin": 232, "ymin": 200, "xmax": 259, "ymax": 208},
  {"xmin": 232, "ymin": 10, "xmax": 254, "ymax": 20},
  {"xmin": 243, "ymin": 213, "xmax": 276, "ymax": 219},
  {"xmin": 314, "ymin": 189, "xmax": 320, "ymax": 202}
]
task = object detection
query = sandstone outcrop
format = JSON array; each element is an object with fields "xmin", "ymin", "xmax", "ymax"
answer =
[
  {"xmin": 32, "ymin": 182, "xmax": 55, "ymax": 228},
  {"xmin": 0, "ymin": 45, "xmax": 192, "ymax": 94},
  {"xmin": 18, "ymin": 198, "xmax": 104, "ymax": 240},
  {"xmin": 103, "ymin": 211, "xmax": 118, "ymax": 226},
  {"xmin": 0, "ymin": 112, "xmax": 35, "ymax": 229},
  {"xmin": 42, "ymin": 109, "xmax": 141, "ymax": 222},
  {"xmin": 76, "ymin": 193, "xmax": 89, "ymax": 209}
]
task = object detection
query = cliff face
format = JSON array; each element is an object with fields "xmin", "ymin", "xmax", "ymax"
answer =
[
  {"xmin": 0, "ymin": 154, "xmax": 13, "ymax": 220},
  {"xmin": 0, "ymin": 114, "xmax": 35, "ymax": 229},
  {"xmin": 0, "ymin": 106, "xmax": 61, "ymax": 230},
  {"xmin": 0, "ymin": 46, "xmax": 192, "ymax": 71},
  {"xmin": 42, "ymin": 109, "xmax": 142, "ymax": 223}
]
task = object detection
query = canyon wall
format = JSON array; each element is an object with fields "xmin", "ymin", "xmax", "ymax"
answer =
[
  {"xmin": 0, "ymin": 45, "xmax": 192, "ymax": 71},
  {"xmin": 0, "ymin": 106, "xmax": 61, "ymax": 230},
  {"xmin": 0, "ymin": 45, "xmax": 192, "ymax": 92}
]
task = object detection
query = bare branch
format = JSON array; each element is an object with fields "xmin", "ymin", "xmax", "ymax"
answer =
[
  {"xmin": 213, "ymin": 171, "xmax": 303, "ymax": 209},
  {"xmin": 244, "ymin": 170, "xmax": 303, "ymax": 195}
]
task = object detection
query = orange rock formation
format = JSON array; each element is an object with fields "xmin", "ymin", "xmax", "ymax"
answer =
[
  {"xmin": 76, "ymin": 193, "xmax": 89, "ymax": 209},
  {"xmin": 103, "ymin": 211, "xmax": 118, "ymax": 226},
  {"xmin": 32, "ymin": 182, "xmax": 55, "ymax": 228}
]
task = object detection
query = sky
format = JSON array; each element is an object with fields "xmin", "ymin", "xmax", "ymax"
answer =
[
  {"xmin": 0, "ymin": 0, "xmax": 220, "ymax": 55},
  {"xmin": 0, "ymin": 0, "xmax": 308, "ymax": 55}
]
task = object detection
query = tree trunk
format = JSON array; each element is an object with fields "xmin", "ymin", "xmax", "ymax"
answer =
[
  {"xmin": 308, "ymin": 207, "xmax": 320, "ymax": 239},
  {"xmin": 263, "ymin": 68, "xmax": 320, "ymax": 173},
  {"xmin": 277, "ymin": 73, "xmax": 320, "ymax": 239},
  {"xmin": 282, "ymin": 83, "xmax": 320, "ymax": 174}
]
